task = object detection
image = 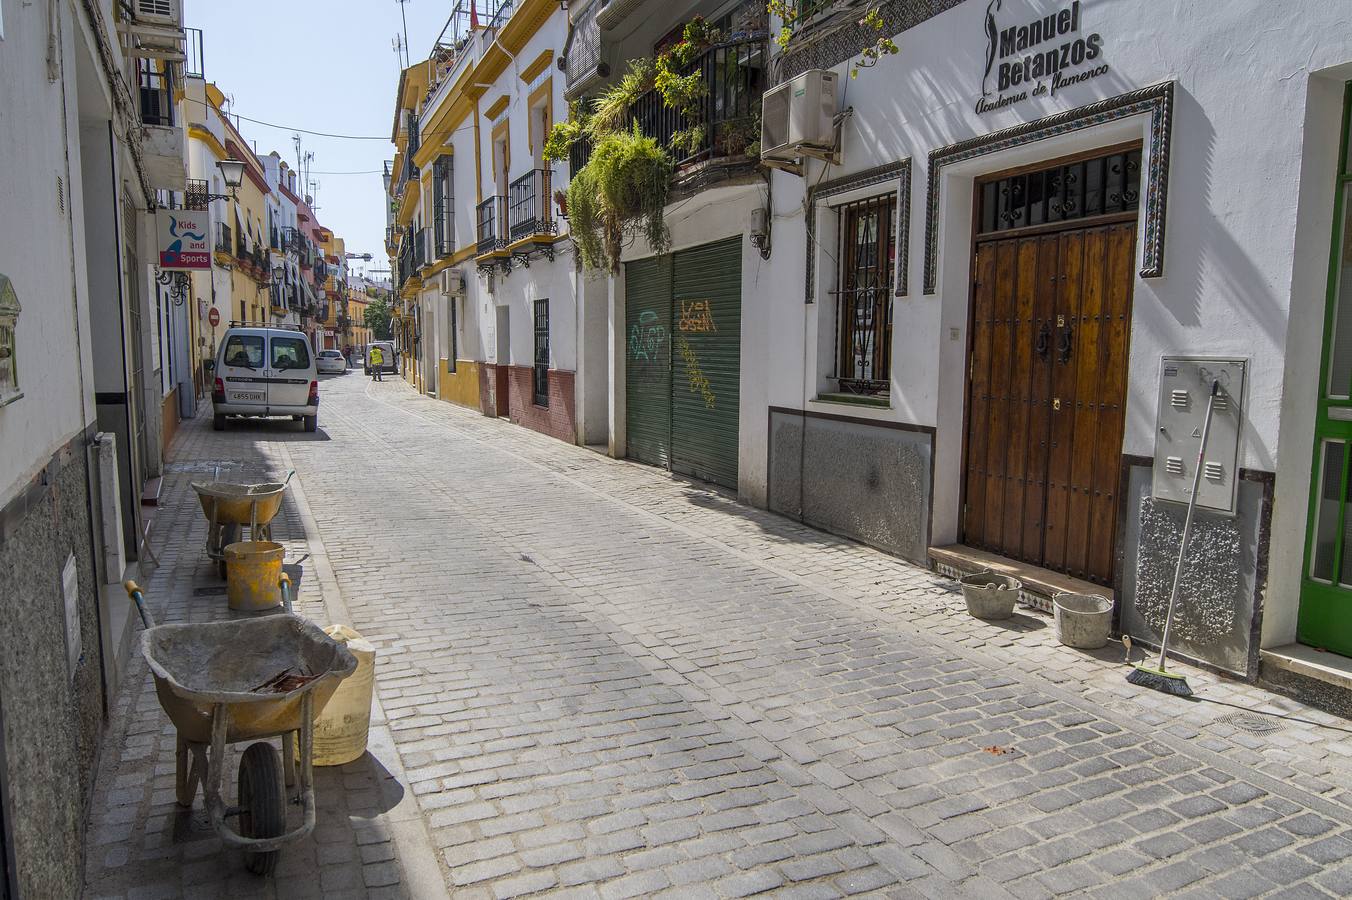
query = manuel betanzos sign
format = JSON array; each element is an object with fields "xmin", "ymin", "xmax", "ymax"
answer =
[
  {"xmin": 978, "ymin": 0, "xmax": 1109, "ymax": 114},
  {"xmin": 156, "ymin": 210, "xmax": 211, "ymax": 270}
]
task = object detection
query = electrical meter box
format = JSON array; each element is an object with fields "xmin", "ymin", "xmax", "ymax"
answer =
[{"xmin": 1152, "ymin": 357, "xmax": 1247, "ymax": 514}]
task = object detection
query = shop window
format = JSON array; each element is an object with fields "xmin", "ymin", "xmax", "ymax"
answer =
[
  {"xmin": 833, "ymin": 193, "xmax": 896, "ymax": 396},
  {"xmin": 533, "ymin": 299, "xmax": 549, "ymax": 407}
]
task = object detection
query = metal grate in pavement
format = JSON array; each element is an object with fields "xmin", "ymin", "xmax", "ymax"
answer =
[{"xmin": 1214, "ymin": 710, "xmax": 1283, "ymax": 735}]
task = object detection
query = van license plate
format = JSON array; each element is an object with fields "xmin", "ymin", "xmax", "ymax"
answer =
[{"xmin": 232, "ymin": 391, "xmax": 265, "ymax": 402}]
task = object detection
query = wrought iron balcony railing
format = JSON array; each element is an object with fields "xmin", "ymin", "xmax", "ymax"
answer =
[
  {"xmin": 476, "ymin": 197, "xmax": 506, "ymax": 255},
  {"xmin": 628, "ymin": 39, "xmax": 766, "ymax": 168},
  {"xmin": 413, "ymin": 228, "xmax": 428, "ymax": 269},
  {"xmin": 508, "ymin": 169, "xmax": 557, "ymax": 242}
]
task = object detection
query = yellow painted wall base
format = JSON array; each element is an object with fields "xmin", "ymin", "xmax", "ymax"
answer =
[{"xmin": 438, "ymin": 360, "xmax": 481, "ymax": 409}]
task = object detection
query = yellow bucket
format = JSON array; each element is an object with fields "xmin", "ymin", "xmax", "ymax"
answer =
[{"xmin": 223, "ymin": 541, "xmax": 285, "ymax": 611}]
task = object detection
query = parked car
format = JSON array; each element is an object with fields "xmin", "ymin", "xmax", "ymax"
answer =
[
  {"xmin": 210, "ymin": 324, "xmax": 319, "ymax": 432},
  {"xmin": 365, "ymin": 340, "xmax": 397, "ymax": 376},
  {"xmin": 317, "ymin": 349, "xmax": 347, "ymax": 375}
]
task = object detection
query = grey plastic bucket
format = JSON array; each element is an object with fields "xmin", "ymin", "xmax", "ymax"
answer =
[
  {"xmin": 1053, "ymin": 593, "xmax": 1113, "ymax": 649},
  {"xmin": 960, "ymin": 572, "xmax": 1021, "ymax": 620}
]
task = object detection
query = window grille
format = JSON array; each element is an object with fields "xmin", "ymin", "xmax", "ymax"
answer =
[
  {"xmin": 833, "ymin": 194, "xmax": 896, "ymax": 396},
  {"xmin": 977, "ymin": 148, "xmax": 1142, "ymax": 235},
  {"xmin": 533, "ymin": 299, "xmax": 549, "ymax": 407},
  {"xmin": 432, "ymin": 155, "xmax": 454, "ymax": 257}
]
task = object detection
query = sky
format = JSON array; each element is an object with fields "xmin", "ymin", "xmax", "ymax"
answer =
[{"xmin": 184, "ymin": 0, "xmax": 458, "ymax": 280}]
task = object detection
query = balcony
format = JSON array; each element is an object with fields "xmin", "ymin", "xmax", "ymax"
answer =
[
  {"xmin": 476, "ymin": 197, "xmax": 506, "ymax": 256},
  {"xmin": 508, "ymin": 169, "xmax": 557, "ymax": 242},
  {"xmin": 138, "ymin": 59, "xmax": 186, "ymax": 189},
  {"xmin": 629, "ymin": 39, "xmax": 766, "ymax": 169}
]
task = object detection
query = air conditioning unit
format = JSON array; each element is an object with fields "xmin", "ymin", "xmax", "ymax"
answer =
[
  {"xmin": 760, "ymin": 69, "xmax": 840, "ymax": 164},
  {"xmin": 132, "ymin": 0, "xmax": 182, "ymax": 28},
  {"xmin": 441, "ymin": 269, "xmax": 466, "ymax": 296}
]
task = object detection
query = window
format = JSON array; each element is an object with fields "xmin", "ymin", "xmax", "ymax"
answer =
[
  {"xmin": 977, "ymin": 148, "xmax": 1141, "ymax": 235},
  {"xmin": 834, "ymin": 194, "xmax": 896, "ymax": 395},
  {"xmin": 222, "ymin": 334, "xmax": 264, "ymax": 369},
  {"xmin": 433, "ymin": 155, "xmax": 454, "ymax": 257},
  {"xmin": 269, "ymin": 336, "xmax": 311, "ymax": 370},
  {"xmin": 533, "ymin": 299, "xmax": 549, "ymax": 406},
  {"xmin": 137, "ymin": 58, "xmax": 173, "ymax": 126}
]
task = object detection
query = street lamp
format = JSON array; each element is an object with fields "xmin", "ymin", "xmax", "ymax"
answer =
[{"xmin": 217, "ymin": 159, "xmax": 247, "ymax": 193}]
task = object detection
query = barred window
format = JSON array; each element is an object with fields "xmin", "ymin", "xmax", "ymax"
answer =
[
  {"xmin": 533, "ymin": 299, "xmax": 550, "ymax": 407},
  {"xmin": 432, "ymin": 155, "xmax": 454, "ymax": 257},
  {"xmin": 833, "ymin": 194, "xmax": 896, "ymax": 396}
]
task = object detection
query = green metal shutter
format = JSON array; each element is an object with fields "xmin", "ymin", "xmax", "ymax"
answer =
[
  {"xmin": 671, "ymin": 237, "xmax": 742, "ymax": 489},
  {"xmin": 624, "ymin": 255, "xmax": 673, "ymax": 470}
]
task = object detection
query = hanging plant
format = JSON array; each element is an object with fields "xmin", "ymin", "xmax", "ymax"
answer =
[
  {"xmin": 543, "ymin": 100, "xmax": 592, "ymax": 163},
  {"xmin": 589, "ymin": 58, "xmax": 655, "ymax": 134},
  {"xmin": 567, "ymin": 125, "xmax": 674, "ymax": 273}
]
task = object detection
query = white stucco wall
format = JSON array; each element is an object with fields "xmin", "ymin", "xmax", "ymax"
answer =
[{"xmin": 0, "ymin": 0, "xmax": 98, "ymax": 506}]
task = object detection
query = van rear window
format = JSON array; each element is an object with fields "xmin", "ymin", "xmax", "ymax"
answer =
[
  {"xmin": 270, "ymin": 336, "xmax": 311, "ymax": 370},
  {"xmin": 222, "ymin": 335, "xmax": 264, "ymax": 369}
]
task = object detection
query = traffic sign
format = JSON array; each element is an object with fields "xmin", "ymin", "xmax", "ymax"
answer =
[{"xmin": 208, "ymin": 307, "xmax": 220, "ymax": 327}]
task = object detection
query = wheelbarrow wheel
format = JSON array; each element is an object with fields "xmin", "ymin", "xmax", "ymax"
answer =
[
  {"xmin": 216, "ymin": 523, "xmax": 240, "ymax": 579},
  {"xmin": 238, "ymin": 742, "xmax": 285, "ymax": 876}
]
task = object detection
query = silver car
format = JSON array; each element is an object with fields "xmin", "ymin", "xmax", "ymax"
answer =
[
  {"xmin": 211, "ymin": 324, "xmax": 319, "ymax": 432},
  {"xmin": 317, "ymin": 349, "xmax": 347, "ymax": 375}
]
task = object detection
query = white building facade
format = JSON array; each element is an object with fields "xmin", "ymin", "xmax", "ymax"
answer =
[{"xmin": 724, "ymin": 0, "xmax": 1352, "ymax": 692}]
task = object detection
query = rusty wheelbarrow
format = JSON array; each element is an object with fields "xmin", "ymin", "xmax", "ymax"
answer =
[
  {"xmin": 192, "ymin": 470, "xmax": 293, "ymax": 578},
  {"xmin": 124, "ymin": 575, "xmax": 355, "ymax": 875}
]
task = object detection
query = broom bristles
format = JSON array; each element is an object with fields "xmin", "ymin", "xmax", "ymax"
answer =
[{"xmin": 1126, "ymin": 664, "xmax": 1193, "ymax": 697}]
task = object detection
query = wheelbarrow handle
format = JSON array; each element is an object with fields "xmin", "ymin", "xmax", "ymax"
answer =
[
  {"xmin": 123, "ymin": 580, "xmax": 156, "ymax": 630},
  {"xmin": 282, "ymin": 469, "xmax": 296, "ymax": 488},
  {"xmin": 280, "ymin": 572, "xmax": 294, "ymax": 615}
]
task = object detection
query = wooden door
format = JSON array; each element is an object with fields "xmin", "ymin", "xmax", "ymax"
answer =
[{"xmin": 964, "ymin": 221, "xmax": 1135, "ymax": 585}]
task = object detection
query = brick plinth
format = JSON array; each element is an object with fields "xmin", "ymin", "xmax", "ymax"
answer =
[{"xmin": 507, "ymin": 366, "xmax": 575, "ymax": 444}]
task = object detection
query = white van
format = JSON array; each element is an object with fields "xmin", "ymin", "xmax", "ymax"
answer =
[
  {"xmin": 365, "ymin": 340, "xmax": 397, "ymax": 376},
  {"xmin": 211, "ymin": 323, "xmax": 319, "ymax": 432}
]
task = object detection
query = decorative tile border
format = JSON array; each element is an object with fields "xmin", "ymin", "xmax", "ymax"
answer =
[
  {"xmin": 923, "ymin": 81, "xmax": 1175, "ymax": 295},
  {"xmin": 778, "ymin": 0, "xmax": 965, "ymax": 84},
  {"xmin": 805, "ymin": 158, "xmax": 911, "ymax": 304}
]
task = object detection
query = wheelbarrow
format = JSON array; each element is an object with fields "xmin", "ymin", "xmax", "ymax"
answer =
[
  {"xmin": 123, "ymin": 574, "xmax": 355, "ymax": 875},
  {"xmin": 193, "ymin": 470, "xmax": 294, "ymax": 578}
]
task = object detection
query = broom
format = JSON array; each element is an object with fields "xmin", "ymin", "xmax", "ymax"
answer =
[{"xmin": 1127, "ymin": 379, "xmax": 1221, "ymax": 697}]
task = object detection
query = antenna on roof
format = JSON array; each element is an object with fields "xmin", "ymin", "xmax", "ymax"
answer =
[
  {"xmin": 392, "ymin": 33, "xmax": 407, "ymax": 70},
  {"xmin": 394, "ymin": 0, "xmax": 411, "ymax": 67}
]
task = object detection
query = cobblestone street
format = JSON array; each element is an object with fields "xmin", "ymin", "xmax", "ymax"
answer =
[{"xmin": 87, "ymin": 372, "xmax": 1352, "ymax": 899}]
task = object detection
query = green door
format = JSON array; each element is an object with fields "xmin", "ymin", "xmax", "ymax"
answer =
[
  {"xmin": 671, "ymin": 237, "xmax": 742, "ymax": 489},
  {"xmin": 625, "ymin": 255, "xmax": 673, "ymax": 470},
  {"xmin": 1300, "ymin": 84, "xmax": 1352, "ymax": 656}
]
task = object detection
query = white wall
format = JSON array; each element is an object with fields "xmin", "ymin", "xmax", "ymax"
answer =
[{"xmin": 0, "ymin": 0, "xmax": 97, "ymax": 507}]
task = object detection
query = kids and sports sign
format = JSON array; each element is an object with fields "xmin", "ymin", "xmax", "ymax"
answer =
[{"xmin": 156, "ymin": 210, "xmax": 211, "ymax": 270}]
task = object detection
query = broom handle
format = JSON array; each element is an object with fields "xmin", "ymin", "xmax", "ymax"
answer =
[{"xmin": 1158, "ymin": 380, "xmax": 1220, "ymax": 671}]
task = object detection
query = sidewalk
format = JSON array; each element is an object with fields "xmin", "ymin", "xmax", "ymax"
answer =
[{"xmin": 82, "ymin": 413, "xmax": 447, "ymax": 899}]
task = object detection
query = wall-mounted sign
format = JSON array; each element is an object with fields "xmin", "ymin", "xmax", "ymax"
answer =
[
  {"xmin": 156, "ymin": 210, "xmax": 211, "ymax": 270},
  {"xmin": 977, "ymin": 0, "xmax": 1109, "ymax": 115}
]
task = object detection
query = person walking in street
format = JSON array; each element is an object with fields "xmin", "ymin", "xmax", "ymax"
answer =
[{"xmin": 370, "ymin": 345, "xmax": 384, "ymax": 381}]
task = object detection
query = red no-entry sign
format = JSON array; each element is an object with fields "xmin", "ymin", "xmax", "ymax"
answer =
[{"xmin": 208, "ymin": 307, "xmax": 220, "ymax": 327}]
